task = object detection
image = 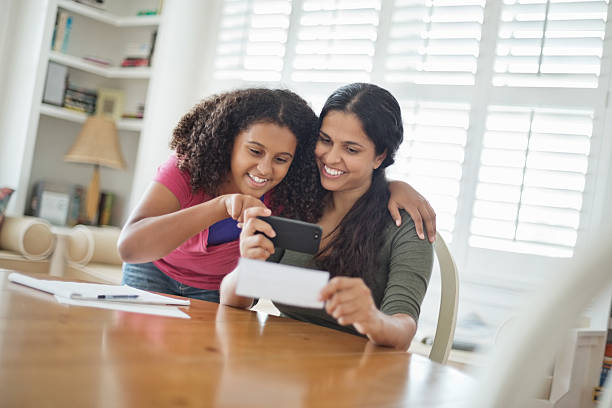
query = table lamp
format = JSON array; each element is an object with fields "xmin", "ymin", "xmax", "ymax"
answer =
[{"xmin": 64, "ymin": 116, "xmax": 125, "ymax": 224}]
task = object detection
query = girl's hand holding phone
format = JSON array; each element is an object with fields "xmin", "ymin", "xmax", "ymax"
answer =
[{"xmin": 239, "ymin": 207, "xmax": 275, "ymax": 260}]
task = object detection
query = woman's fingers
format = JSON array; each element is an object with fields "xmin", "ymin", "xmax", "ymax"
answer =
[
  {"xmin": 405, "ymin": 205, "xmax": 425, "ymax": 240},
  {"xmin": 324, "ymin": 282, "xmax": 366, "ymax": 314},
  {"xmin": 241, "ymin": 246, "xmax": 272, "ymax": 261},
  {"xmin": 319, "ymin": 277, "xmax": 379, "ymax": 333},
  {"xmin": 319, "ymin": 276, "xmax": 348, "ymax": 301},
  {"xmin": 239, "ymin": 231, "xmax": 275, "ymax": 259},
  {"xmin": 242, "ymin": 217, "xmax": 276, "ymax": 239},
  {"xmin": 242, "ymin": 206, "xmax": 272, "ymax": 224},
  {"xmin": 336, "ymin": 309, "xmax": 367, "ymax": 327},
  {"xmin": 327, "ymin": 298, "xmax": 361, "ymax": 320},
  {"xmin": 240, "ymin": 211, "xmax": 276, "ymax": 259}
]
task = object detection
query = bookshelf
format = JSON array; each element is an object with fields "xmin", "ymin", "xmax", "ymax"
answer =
[
  {"xmin": 56, "ymin": 0, "xmax": 161, "ymax": 27},
  {"xmin": 40, "ymin": 103, "xmax": 143, "ymax": 131},
  {"xmin": 48, "ymin": 51, "xmax": 151, "ymax": 79},
  {"xmin": 21, "ymin": 0, "xmax": 163, "ymax": 227}
]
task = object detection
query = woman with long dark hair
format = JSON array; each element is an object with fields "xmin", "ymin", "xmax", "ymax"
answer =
[{"xmin": 221, "ymin": 83, "xmax": 433, "ymax": 349}]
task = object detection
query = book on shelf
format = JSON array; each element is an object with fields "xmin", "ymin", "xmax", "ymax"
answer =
[
  {"xmin": 137, "ymin": 9, "xmax": 159, "ymax": 16},
  {"xmin": 42, "ymin": 62, "xmax": 68, "ymax": 106},
  {"xmin": 149, "ymin": 30, "xmax": 157, "ymax": 66},
  {"xmin": 64, "ymin": 84, "xmax": 97, "ymax": 114},
  {"xmin": 120, "ymin": 58, "xmax": 150, "ymax": 67},
  {"xmin": 121, "ymin": 41, "xmax": 151, "ymax": 67},
  {"xmin": 96, "ymin": 191, "xmax": 115, "ymax": 226},
  {"xmin": 52, "ymin": 11, "xmax": 72, "ymax": 53},
  {"xmin": 595, "ymin": 355, "xmax": 611, "ymax": 401}
]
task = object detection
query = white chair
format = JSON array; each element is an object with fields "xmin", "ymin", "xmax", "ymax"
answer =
[
  {"xmin": 428, "ymin": 234, "xmax": 459, "ymax": 364},
  {"xmin": 470, "ymin": 225, "xmax": 612, "ymax": 408}
]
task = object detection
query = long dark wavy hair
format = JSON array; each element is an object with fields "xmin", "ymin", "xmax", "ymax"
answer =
[
  {"xmin": 315, "ymin": 83, "xmax": 404, "ymax": 296},
  {"xmin": 170, "ymin": 88, "xmax": 325, "ymax": 222}
]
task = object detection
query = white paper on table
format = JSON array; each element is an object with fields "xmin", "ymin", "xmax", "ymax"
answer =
[
  {"xmin": 8, "ymin": 272, "xmax": 190, "ymax": 305},
  {"xmin": 55, "ymin": 295, "xmax": 191, "ymax": 319},
  {"xmin": 235, "ymin": 257, "xmax": 329, "ymax": 309}
]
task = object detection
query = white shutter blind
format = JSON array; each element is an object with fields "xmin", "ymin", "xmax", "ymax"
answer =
[
  {"xmin": 213, "ymin": 0, "xmax": 292, "ymax": 82},
  {"xmin": 469, "ymin": 106, "xmax": 593, "ymax": 257},
  {"xmin": 385, "ymin": 0, "xmax": 485, "ymax": 85},
  {"xmin": 387, "ymin": 102, "xmax": 471, "ymax": 242},
  {"xmin": 291, "ymin": 0, "xmax": 381, "ymax": 82},
  {"xmin": 494, "ymin": 0, "xmax": 609, "ymax": 88}
]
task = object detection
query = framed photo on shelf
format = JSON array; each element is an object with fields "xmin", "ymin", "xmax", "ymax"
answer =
[
  {"xmin": 29, "ymin": 181, "xmax": 82, "ymax": 226},
  {"xmin": 96, "ymin": 88, "xmax": 124, "ymax": 121}
]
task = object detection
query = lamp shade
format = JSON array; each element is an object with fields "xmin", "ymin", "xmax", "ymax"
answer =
[{"xmin": 64, "ymin": 116, "xmax": 126, "ymax": 169}]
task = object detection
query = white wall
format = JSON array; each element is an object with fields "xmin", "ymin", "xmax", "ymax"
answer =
[
  {"xmin": 0, "ymin": 0, "xmax": 54, "ymax": 215},
  {"xmin": 127, "ymin": 0, "xmax": 221, "ymax": 214},
  {"xmin": 0, "ymin": 0, "xmax": 16, "ymax": 96}
]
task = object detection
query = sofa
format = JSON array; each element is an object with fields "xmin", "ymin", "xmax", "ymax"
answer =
[{"xmin": 0, "ymin": 216, "xmax": 123, "ymax": 284}]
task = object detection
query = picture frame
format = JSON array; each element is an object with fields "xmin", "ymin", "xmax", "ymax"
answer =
[
  {"xmin": 96, "ymin": 88, "xmax": 124, "ymax": 121},
  {"xmin": 29, "ymin": 181, "xmax": 81, "ymax": 226}
]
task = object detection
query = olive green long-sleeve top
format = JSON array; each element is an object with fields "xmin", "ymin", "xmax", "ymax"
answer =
[{"xmin": 270, "ymin": 211, "xmax": 433, "ymax": 337}]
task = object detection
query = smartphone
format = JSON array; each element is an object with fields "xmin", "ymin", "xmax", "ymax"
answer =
[{"xmin": 256, "ymin": 216, "xmax": 322, "ymax": 254}]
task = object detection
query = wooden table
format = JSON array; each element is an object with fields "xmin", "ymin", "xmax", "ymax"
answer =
[{"xmin": 0, "ymin": 271, "xmax": 475, "ymax": 407}]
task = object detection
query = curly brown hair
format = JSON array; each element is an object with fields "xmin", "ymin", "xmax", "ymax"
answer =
[{"xmin": 170, "ymin": 88, "xmax": 325, "ymax": 222}]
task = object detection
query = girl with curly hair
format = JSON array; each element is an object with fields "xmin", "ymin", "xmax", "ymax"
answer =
[
  {"xmin": 222, "ymin": 83, "xmax": 432, "ymax": 350},
  {"xmin": 119, "ymin": 88, "xmax": 434, "ymax": 303}
]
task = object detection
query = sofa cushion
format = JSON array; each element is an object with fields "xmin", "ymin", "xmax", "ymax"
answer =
[
  {"xmin": 67, "ymin": 225, "xmax": 122, "ymax": 266},
  {"xmin": 0, "ymin": 216, "xmax": 54, "ymax": 260}
]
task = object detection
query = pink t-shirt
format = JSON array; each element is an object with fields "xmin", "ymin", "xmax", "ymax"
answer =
[{"xmin": 152, "ymin": 155, "xmax": 242, "ymax": 290}]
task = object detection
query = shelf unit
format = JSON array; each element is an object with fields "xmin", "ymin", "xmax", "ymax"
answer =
[
  {"xmin": 48, "ymin": 51, "xmax": 151, "ymax": 79},
  {"xmin": 25, "ymin": 0, "xmax": 163, "ymax": 227},
  {"xmin": 40, "ymin": 103, "xmax": 143, "ymax": 131},
  {"xmin": 57, "ymin": 0, "xmax": 161, "ymax": 27}
]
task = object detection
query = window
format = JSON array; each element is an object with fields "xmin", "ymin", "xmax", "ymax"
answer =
[
  {"xmin": 470, "ymin": 106, "xmax": 592, "ymax": 257},
  {"xmin": 494, "ymin": 0, "xmax": 608, "ymax": 88},
  {"xmin": 385, "ymin": 0, "xmax": 485, "ymax": 85},
  {"xmin": 214, "ymin": 0, "xmax": 292, "ymax": 81},
  {"xmin": 387, "ymin": 101, "xmax": 470, "ymax": 242},
  {"xmin": 292, "ymin": 0, "xmax": 381, "ymax": 82},
  {"xmin": 208, "ymin": 0, "xmax": 612, "ymax": 329}
]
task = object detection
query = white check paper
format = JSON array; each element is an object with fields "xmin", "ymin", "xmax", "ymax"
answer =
[{"xmin": 235, "ymin": 257, "xmax": 329, "ymax": 309}]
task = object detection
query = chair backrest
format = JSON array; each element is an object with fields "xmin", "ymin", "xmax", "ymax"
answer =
[
  {"xmin": 470, "ymin": 224, "xmax": 612, "ymax": 408},
  {"xmin": 428, "ymin": 235, "xmax": 459, "ymax": 364}
]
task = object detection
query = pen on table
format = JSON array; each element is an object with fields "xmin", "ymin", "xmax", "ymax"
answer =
[{"xmin": 70, "ymin": 294, "xmax": 139, "ymax": 300}]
